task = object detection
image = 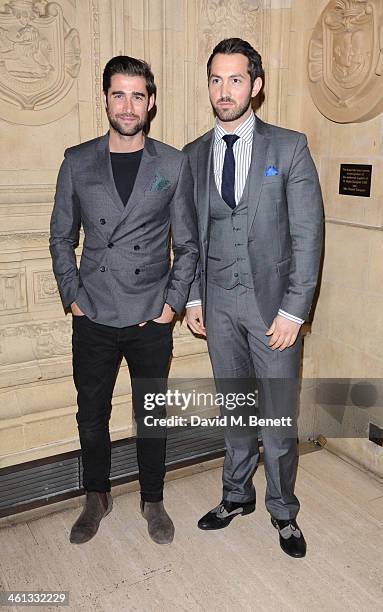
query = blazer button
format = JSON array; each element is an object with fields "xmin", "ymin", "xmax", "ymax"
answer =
[
  {"xmin": 100, "ymin": 218, "xmax": 106, "ymax": 224},
  {"xmin": 134, "ymin": 245, "xmax": 140, "ymax": 251},
  {"xmin": 234, "ymin": 272, "xmax": 239, "ymax": 277},
  {"xmin": 100, "ymin": 266, "xmax": 106, "ymax": 272},
  {"xmin": 107, "ymin": 242, "xmax": 114, "ymax": 248},
  {"xmin": 135, "ymin": 268, "xmax": 140, "ymax": 275}
]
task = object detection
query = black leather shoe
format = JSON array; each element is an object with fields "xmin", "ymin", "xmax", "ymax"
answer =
[
  {"xmin": 198, "ymin": 499, "xmax": 255, "ymax": 530},
  {"xmin": 271, "ymin": 516, "xmax": 306, "ymax": 558}
]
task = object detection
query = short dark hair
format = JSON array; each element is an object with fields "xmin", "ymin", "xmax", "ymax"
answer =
[
  {"xmin": 103, "ymin": 55, "xmax": 156, "ymax": 97},
  {"xmin": 207, "ymin": 38, "xmax": 264, "ymax": 86}
]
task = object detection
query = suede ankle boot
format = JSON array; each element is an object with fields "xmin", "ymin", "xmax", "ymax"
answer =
[
  {"xmin": 70, "ymin": 492, "xmax": 113, "ymax": 544},
  {"xmin": 140, "ymin": 500, "xmax": 174, "ymax": 544}
]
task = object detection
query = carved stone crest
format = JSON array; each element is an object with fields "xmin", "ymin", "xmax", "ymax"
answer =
[
  {"xmin": 308, "ymin": 0, "xmax": 383, "ymax": 122},
  {"xmin": 0, "ymin": 0, "xmax": 80, "ymax": 124},
  {"xmin": 200, "ymin": 0, "xmax": 261, "ymax": 57}
]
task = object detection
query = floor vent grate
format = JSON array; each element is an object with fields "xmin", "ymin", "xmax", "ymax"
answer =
[{"xmin": 0, "ymin": 426, "xmax": 225, "ymax": 518}]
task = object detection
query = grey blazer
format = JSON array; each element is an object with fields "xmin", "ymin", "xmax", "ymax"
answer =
[
  {"xmin": 183, "ymin": 115, "xmax": 324, "ymax": 327},
  {"xmin": 50, "ymin": 134, "xmax": 199, "ymax": 327}
]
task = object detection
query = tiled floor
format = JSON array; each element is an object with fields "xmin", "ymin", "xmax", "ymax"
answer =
[{"xmin": 1, "ymin": 448, "xmax": 383, "ymax": 611}]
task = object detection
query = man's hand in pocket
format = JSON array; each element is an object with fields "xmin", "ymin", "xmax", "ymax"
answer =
[
  {"xmin": 71, "ymin": 302, "xmax": 85, "ymax": 317},
  {"xmin": 139, "ymin": 303, "xmax": 175, "ymax": 327}
]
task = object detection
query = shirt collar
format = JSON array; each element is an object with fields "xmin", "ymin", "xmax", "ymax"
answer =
[{"xmin": 214, "ymin": 112, "xmax": 255, "ymax": 145}]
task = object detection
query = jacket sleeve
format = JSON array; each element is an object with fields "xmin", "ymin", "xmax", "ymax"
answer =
[
  {"xmin": 49, "ymin": 151, "xmax": 81, "ymax": 310},
  {"xmin": 165, "ymin": 154, "xmax": 200, "ymax": 314},
  {"xmin": 279, "ymin": 133, "xmax": 324, "ymax": 320},
  {"xmin": 182, "ymin": 143, "xmax": 202, "ymax": 306},
  {"xmin": 186, "ymin": 261, "xmax": 202, "ymax": 303}
]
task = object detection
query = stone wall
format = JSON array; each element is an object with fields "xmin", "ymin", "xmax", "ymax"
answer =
[
  {"xmin": 288, "ymin": 0, "xmax": 383, "ymax": 476},
  {"xmin": 1, "ymin": 0, "xmax": 382, "ymax": 476},
  {"xmin": 0, "ymin": 0, "xmax": 292, "ymax": 467}
]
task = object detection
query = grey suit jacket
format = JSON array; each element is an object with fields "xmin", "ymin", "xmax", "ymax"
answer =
[
  {"xmin": 183, "ymin": 115, "xmax": 324, "ymax": 327},
  {"xmin": 50, "ymin": 134, "xmax": 199, "ymax": 327}
]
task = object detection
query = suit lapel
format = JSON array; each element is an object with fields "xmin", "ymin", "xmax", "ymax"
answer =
[
  {"xmin": 197, "ymin": 131, "xmax": 214, "ymax": 245},
  {"xmin": 116, "ymin": 136, "xmax": 157, "ymax": 227},
  {"xmin": 247, "ymin": 116, "xmax": 271, "ymax": 234},
  {"xmin": 96, "ymin": 133, "xmax": 158, "ymax": 225},
  {"xmin": 96, "ymin": 134, "xmax": 125, "ymax": 212}
]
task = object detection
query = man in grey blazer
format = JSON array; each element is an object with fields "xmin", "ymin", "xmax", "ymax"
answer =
[
  {"xmin": 50, "ymin": 56, "xmax": 198, "ymax": 545},
  {"xmin": 185, "ymin": 38, "xmax": 323, "ymax": 558}
]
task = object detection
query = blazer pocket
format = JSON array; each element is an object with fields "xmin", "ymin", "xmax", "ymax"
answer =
[
  {"xmin": 262, "ymin": 175, "xmax": 284, "ymax": 185},
  {"xmin": 144, "ymin": 185, "xmax": 174, "ymax": 199},
  {"xmin": 145, "ymin": 258, "xmax": 169, "ymax": 282},
  {"xmin": 276, "ymin": 257, "xmax": 291, "ymax": 277},
  {"xmin": 207, "ymin": 255, "xmax": 221, "ymax": 261}
]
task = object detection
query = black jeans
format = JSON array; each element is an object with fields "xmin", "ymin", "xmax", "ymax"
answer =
[{"xmin": 72, "ymin": 315, "xmax": 173, "ymax": 502}]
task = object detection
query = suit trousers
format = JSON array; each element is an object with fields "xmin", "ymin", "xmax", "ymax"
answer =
[
  {"xmin": 205, "ymin": 283, "xmax": 301, "ymax": 519},
  {"xmin": 72, "ymin": 315, "xmax": 173, "ymax": 502}
]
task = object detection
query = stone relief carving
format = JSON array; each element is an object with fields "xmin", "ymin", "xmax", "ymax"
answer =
[
  {"xmin": 0, "ymin": 230, "xmax": 83, "ymax": 249},
  {"xmin": 200, "ymin": 0, "xmax": 261, "ymax": 56},
  {"xmin": 90, "ymin": 0, "xmax": 103, "ymax": 136},
  {"xmin": 33, "ymin": 270, "xmax": 59, "ymax": 304},
  {"xmin": 197, "ymin": 0, "xmax": 262, "ymax": 134},
  {"xmin": 0, "ymin": 269, "xmax": 27, "ymax": 313},
  {"xmin": 33, "ymin": 320, "xmax": 70, "ymax": 357},
  {"xmin": 0, "ymin": 319, "xmax": 71, "ymax": 365},
  {"xmin": 0, "ymin": 0, "xmax": 80, "ymax": 124},
  {"xmin": 0, "ymin": 231, "xmax": 49, "ymax": 249},
  {"xmin": 308, "ymin": 0, "xmax": 383, "ymax": 122}
]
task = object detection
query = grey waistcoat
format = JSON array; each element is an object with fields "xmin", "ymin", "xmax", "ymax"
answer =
[{"xmin": 207, "ymin": 165, "xmax": 254, "ymax": 290}]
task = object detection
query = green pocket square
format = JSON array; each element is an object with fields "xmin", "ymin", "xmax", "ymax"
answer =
[{"xmin": 150, "ymin": 173, "xmax": 171, "ymax": 192}]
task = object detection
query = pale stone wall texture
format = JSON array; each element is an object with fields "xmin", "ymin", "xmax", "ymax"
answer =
[
  {"xmin": 0, "ymin": 0, "xmax": 382, "ymax": 475},
  {"xmin": 291, "ymin": 0, "xmax": 383, "ymax": 477},
  {"xmin": 0, "ymin": 0, "xmax": 291, "ymax": 467}
]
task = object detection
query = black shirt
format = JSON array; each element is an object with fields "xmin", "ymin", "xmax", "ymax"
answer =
[{"xmin": 110, "ymin": 149, "xmax": 143, "ymax": 206}]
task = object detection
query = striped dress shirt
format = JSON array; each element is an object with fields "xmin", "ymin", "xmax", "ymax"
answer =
[
  {"xmin": 186, "ymin": 113, "xmax": 304, "ymax": 325},
  {"xmin": 214, "ymin": 112, "xmax": 254, "ymax": 205}
]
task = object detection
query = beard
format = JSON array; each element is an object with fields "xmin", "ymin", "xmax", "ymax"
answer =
[
  {"xmin": 212, "ymin": 93, "xmax": 252, "ymax": 123},
  {"xmin": 107, "ymin": 108, "xmax": 147, "ymax": 137}
]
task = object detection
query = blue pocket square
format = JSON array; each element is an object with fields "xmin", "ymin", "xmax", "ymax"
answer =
[
  {"xmin": 150, "ymin": 173, "xmax": 171, "ymax": 192},
  {"xmin": 264, "ymin": 165, "xmax": 279, "ymax": 177}
]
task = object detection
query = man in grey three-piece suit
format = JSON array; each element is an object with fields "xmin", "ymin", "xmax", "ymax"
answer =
[
  {"xmin": 185, "ymin": 38, "xmax": 323, "ymax": 558},
  {"xmin": 50, "ymin": 56, "xmax": 198, "ymax": 545}
]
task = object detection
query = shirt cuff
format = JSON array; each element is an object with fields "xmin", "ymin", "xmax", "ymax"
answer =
[
  {"xmin": 278, "ymin": 309, "xmax": 304, "ymax": 325},
  {"xmin": 186, "ymin": 300, "xmax": 202, "ymax": 308}
]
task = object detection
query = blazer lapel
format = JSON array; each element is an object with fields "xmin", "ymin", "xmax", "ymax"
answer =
[
  {"xmin": 196, "ymin": 131, "xmax": 214, "ymax": 245},
  {"xmin": 247, "ymin": 117, "xmax": 271, "ymax": 234},
  {"xmin": 96, "ymin": 134, "xmax": 125, "ymax": 212},
  {"xmin": 116, "ymin": 137, "xmax": 158, "ymax": 227}
]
